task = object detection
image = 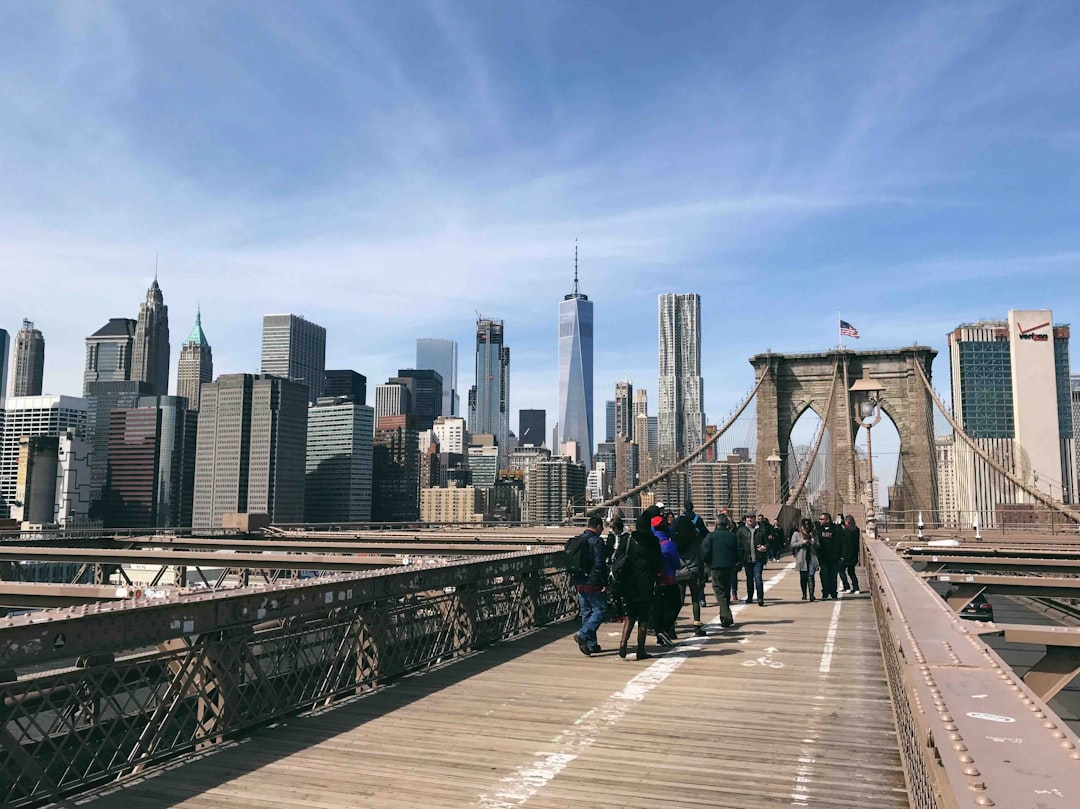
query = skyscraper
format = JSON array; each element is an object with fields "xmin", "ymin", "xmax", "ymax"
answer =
[
  {"xmin": 261, "ymin": 314, "xmax": 327, "ymax": 405},
  {"xmin": 323, "ymin": 370, "xmax": 367, "ymax": 404},
  {"xmin": 470, "ymin": 318, "xmax": 510, "ymax": 463},
  {"xmin": 375, "ymin": 383, "xmax": 411, "ymax": 425},
  {"xmin": 0, "ymin": 396, "xmax": 88, "ymax": 519},
  {"xmin": 177, "ymin": 309, "xmax": 213, "ymax": 410},
  {"xmin": 557, "ymin": 252, "xmax": 594, "ymax": 468},
  {"xmin": 524, "ymin": 455, "xmax": 587, "ymax": 524},
  {"xmin": 132, "ymin": 277, "xmax": 170, "ymax": 396},
  {"xmin": 633, "ymin": 388, "xmax": 648, "ymax": 421},
  {"xmin": 192, "ymin": 374, "xmax": 308, "ymax": 528},
  {"xmin": 604, "ymin": 401, "xmax": 616, "ymax": 443},
  {"xmin": 11, "ymin": 320, "xmax": 45, "ymax": 397},
  {"xmin": 658, "ymin": 293, "xmax": 704, "ymax": 469},
  {"xmin": 417, "ymin": 338, "xmax": 458, "ymax": 417},
  {"xmin": 518, "ymin": 409, "xmax": 546, "ymax": 448},
  {"xmin": 949, "ymin": 311, "xmax": 1075, "ymax": 526},
  {"xmin": 0, "ymin": 328, "xmax": 8, "ymax": 401},
  {"xmin": 306, "ymin": 396, "xmax": 374, "ymax": 522},
  {"xmin": 389, "ymin": 369, "xmax": 443, "ymax": 430},
  {"xmin": 83, "ymin": 318, "xmax": 136, "ymax": 393},
  {"xmin": 615, "ymin": 380, "xmax": 634, "ymax": 441},
  {"xmin": 372, "ymin": 414, "xmax": 420, "ymax": 521}
]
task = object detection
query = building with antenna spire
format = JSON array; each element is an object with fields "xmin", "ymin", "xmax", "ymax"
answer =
[
  {"xmin": 556, "ymin": 243, "xmax": 594, "ymax": 468},
  {"xmin": 132, "ymin": 271, "xmax": 171, "ymax": 396},
  {"xmin": 177, "ymin": 308, "xmax": 213, "ymax": 410}
]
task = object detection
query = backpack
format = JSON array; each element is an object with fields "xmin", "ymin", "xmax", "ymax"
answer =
[{"xmin": 564, "ymin": 533, "xmax": 592, "ymax": 576}]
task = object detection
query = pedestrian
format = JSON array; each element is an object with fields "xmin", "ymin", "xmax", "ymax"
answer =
[
  {"xmin": 815, "ymin": 512, "xmax": 841, "ymax": 600},
  {"xmin": 570, "ymin": 514, "xmax": 609, "ymax": 655},
  {"xmin": 718, "ymin": 507, "xmax": 738, "ymax": 600},
  {"xmin": 736, "ymin": 513, "xmax": 768, "ymax": 606},
  {"xmin": 839, "ymin": 515, "xmax": 862, "ymax": 594},
  {"xmin": 616, "ymin": 507, "xmax": 663, "ymax": 660},
  {"xmin": 652, "ymin": 514, "xmax": 682, "ymax": 646},
  {"xmin": 606, "ymin": 515, "xmax": 630, "ymax": 565},
  {"xmin": 768, "ymin": 517, "xmax": 786, "ymax": 561},
  {"xmin": 701, "ymin": 515, "xmax": 739, "ymax": 628},
  {"xmin": 672, "ymin": 499, "xmax": 709, "ymax": 637},
  {"xmin": 791, "ymin": 518, "xmax": 819, "ymax": 601}
]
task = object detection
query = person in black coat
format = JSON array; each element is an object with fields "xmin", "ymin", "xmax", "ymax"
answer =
[
  {"xmin": 701, "ymin": 515, "xmax": 740, "ymax": 627},
  {"xmin": 615, "ymin": 507, "xmax": 664, "ymax": 660},
  {"xmin": 815, "ymin": 512, "xmax": 842, "ymax": 599},
  {"xmin": 839, "ymin": 515, "xmax": 862, "ymax": 593}
]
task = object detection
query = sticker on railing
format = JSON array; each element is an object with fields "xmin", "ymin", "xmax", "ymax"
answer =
[
  {"xmin": 53, "ymin": 633, "xmax": 66, "ymax": 650},
  {"xmin": 967, "ymin": 711, "xmax": 1016, "ymax": 723}
]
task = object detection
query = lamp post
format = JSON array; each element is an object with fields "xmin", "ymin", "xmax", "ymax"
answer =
[
  {"xmin": 849, "ymin": 369, "xmax": 885, "ymax": 540},
  {"xmin": 766, "ymin": 450, "xmax": 782, "ymax": 504}
]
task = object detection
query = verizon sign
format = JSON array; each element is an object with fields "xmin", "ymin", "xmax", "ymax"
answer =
[{"xmin": 1016, "ymin": 320, "xmax": 1050, "ymax": 342}]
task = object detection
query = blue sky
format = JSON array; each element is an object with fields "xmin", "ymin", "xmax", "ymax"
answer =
[{"xmin": 2, "ymin": 1, "xmax": 1080, "ymax": 488}]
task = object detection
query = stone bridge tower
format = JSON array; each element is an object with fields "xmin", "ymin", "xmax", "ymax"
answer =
[{"xmin": 750, "ymin": 347, "xmax": 939, "ymax": 522}]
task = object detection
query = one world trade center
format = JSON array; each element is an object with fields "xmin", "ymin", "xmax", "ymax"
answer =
[{"xmin": 557, "ymin": 247, "xmax": 594, "ymax": 469}]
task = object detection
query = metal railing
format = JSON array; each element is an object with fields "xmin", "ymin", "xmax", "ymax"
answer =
[
  {"xmin": 0, "ymin": 551, "xmax": 575, "ymax": 808},
  {"xmin": 866, "ymin": 539, "xmax": 1080, "ymax": 809}
]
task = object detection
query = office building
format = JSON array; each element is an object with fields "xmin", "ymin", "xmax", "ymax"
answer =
[
  {"xmin": 615, "ymin": 380, "xmax": 634, "ymax": 441},
  {"xmin": 469, "ymin": 318, "xmax": 510, "ymax": 462},
  {"xmin": 176, "ymin": 309, "xmax": 213, "ymax": 410},
  {"xmin": 936, "ymin": 435, "xmax": 958, "ymax": 527},
  {"xmin": 509, "ymin": 445, "xmax": 551, "ymax": 477},
  {"xmin": 1073, "ymin": 375, "xmax": 1080, "ymax": 503},
  {"xmin": 525, "ymin": 456, "xmax": 587, "ymax": 524},
  {"xmin": 658, "ymin": 293, "xmax": 704, "ymax": 468},
  {"xmin": 949, "ymin": 311, "xmax": 1076, "ymax": 526},
  {"xmin": 372, "ymin": 414, "xmax": 420, "ymax": 521},
  {"xmin": 689, "ymin": 456, "xmax": 757, "ymax": 522},
  {"xmin": 614, "ymin": 436, "xmax": 639, "ymax": 497},
  {"xmin": 633, "ymin": 388, "xmax": 648, "ymax": 421},
  {"xmin": 375, "ymin": 383, "xmax": 411, "ymax": 426},
  {"xmin": 518, "ymin": 409, "xmax": 545, "ymax": 448},
  {"xmin": 103, "ymin": 396, "xmax": 197, "ymax": 528},
  {"xmin": 192, "ymin": 374, "xmax": 308, "ymax": 528},
  {"xmin": 433, "ymin": 416, "xmax": 468, "ymax": 455},
  {"xmin": 83, "ymin": 318, "xmax": 136, "ymax": 393},
  {"xmin": 261, "ymin": 314, "xmax": 326, "ymax": 405},
  {"xmin": 556, "ymin": 255, "xmax": 594, "ymax": 468},
  {"xmin": 389, "ymin": 369, "xmax": 443, "ymax": 430},
  {"xmin": 0, "ymin": 396, "xmax": 88, "ymax": 519},
  {"xmin": 132, "ymin": 278, "xmax": 170, "ymax": 396},
  {"xmin": 323, "ymin": 370, "xmax": 367, "ymax": 404},
  {"xmin": 420, "ymin": 484, "xmax": 484, "ymax": 523},
  {"xmin": 11, "ymin": 320, "xmax": 45, "ymax": 397},
  {"xmin": 11, "ymin": 432, "xmax": 93, "ymax": 528},
  {"xmin": 305, "ymin": 396, "xmax": 374, "ymax": 523},
  {"xmin": 604, "ymin": 401, "xmax": 616, "ymax": 443},
  {"xmin": 0, "ymin": 328, "xmax": 8, "ymax": 401},
  {"xmin": 468, "ymin": 443, "xmax": 499, "ymax": 488},
  {"xmin": 85, "ymin": 380, "xmax": 153, "ymax": 511},
  {"xmin": 417, "ymin": 338, "xmax": 458, "ymax": 417}
]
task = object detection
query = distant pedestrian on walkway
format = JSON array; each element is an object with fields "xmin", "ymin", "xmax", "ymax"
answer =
[
  {"xmin": 815, "ymin": 512, "xmax": 841, "ymax": 600},
  {"xmin": 791, "ymin": 519, "xmax": 819, "ymax": 601},
  {"xmin": 839, "ymin": 515, "xmax": 862, "ymax": 594},
  {"xmin": 616, "ymin": 507, "xmax": 663, "ymax": 660},
  {"xmin": 702, "ymin": 515, "xmax": 739, "ymax": 628},
  {"xmin": 673, "ymin": 500, "xmax": 709, "ymax": 637},
  {"xmin": 570, "ymin": 514, "xmax": 608, "ymax": 656},
  {"xmin": 736, "ymin": 514, "xmax": 768, "ymax": 606}
]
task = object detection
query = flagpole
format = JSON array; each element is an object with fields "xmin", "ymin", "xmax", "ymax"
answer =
[{"xmin": 838, "ymin": 312, "xmax": 844, "ymax": 350}]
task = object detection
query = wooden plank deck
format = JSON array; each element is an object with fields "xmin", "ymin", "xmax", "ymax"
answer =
[{"xmin": 67, "ymin": 562, "xmax": 909, "ymax": 809}]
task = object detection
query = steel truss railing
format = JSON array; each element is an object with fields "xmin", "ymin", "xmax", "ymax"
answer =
[
  {"xmin": 866, "ymin": 539, "xmax": 1080, "ymax": 809},
  {"xmin": 0, "ymin": 552, "xmax": 575, "ymax": 808}
]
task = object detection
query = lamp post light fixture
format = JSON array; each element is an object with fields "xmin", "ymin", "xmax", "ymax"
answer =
[
  {"xmin": 766, "ymin": 450, "xmax": 782, "ymax": 503},
  {"xmin": 850, "ymin": 369, "xmax": 885, "ymax": 540}
]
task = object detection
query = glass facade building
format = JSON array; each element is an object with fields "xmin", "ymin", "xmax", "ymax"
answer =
[
  {"xmin": 557, "ymin": 267, "xmax": 593, "ymax": 469},
  {"xmin": 469, "ymin": 319, "xmax": 510, "ymax": 464},
  {"xmin": 305, "ymin": 398, "xmax": 374, "ymax": 523},
  {"xmin": 416, "ymin": 339, "xmax": 458, "ymax": 417}
]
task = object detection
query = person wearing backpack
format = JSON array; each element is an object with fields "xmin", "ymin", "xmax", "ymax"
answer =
[
  {"xmin": 616, "ymin": 506, "xmax": 663, "ymax": 660},
  {"xmin": 567, "ymin": 514, "xmax": 609, "ymax": 656},
  {"xmin": 672, "ymin": 500, "xmax": 708, "ymax": 637}
]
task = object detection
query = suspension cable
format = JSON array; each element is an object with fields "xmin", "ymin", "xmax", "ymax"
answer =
[
  {"xmin": 913, "ymin": 359, "xmax": 1080, "ymax": 524},
  {"xmin": 595, "ymin": 370, "xmax": 769, "ymax": 510},
  {"xmin": 785, "ymin": 356, "xmax": 841, "ymax": 507}
]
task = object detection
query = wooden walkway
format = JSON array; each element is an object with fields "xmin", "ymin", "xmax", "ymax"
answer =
[{"xmin": 68, "ymin": 563, "xmax": 909, "ymax": 809}]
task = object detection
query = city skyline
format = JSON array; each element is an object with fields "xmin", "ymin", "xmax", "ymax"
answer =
[{"xmin": 3, "ymin": 3, "xmax": 1080, "ymax": 447}]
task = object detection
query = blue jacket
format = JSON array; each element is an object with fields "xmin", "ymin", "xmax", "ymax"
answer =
[
  {"xmin": 573, "ymin": 530, "xmax": 609, "ymax": 591},
  {"xmin": 653, "ymin": 525, "xmax": 681, "ymax": 585}
]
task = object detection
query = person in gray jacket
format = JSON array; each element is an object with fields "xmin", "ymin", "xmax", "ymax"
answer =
[
  {"xmin": 791, "ymin": 518, "xmax": 820, "ymax": 602},
  {"xmin": 701, "ymin": 515, "xmax": 740, "ymax": 628}
]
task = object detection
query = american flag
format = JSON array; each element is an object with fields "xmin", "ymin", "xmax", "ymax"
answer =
[{"xmin": 839, "ymin": 319, "xmax": 860, "ymax": 338}]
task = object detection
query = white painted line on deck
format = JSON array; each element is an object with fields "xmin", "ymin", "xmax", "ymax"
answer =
[
  {"xmin": 477, "ymin": 563, "xmax": 794, "ymax": 808},
  {"xmin": 818, "ymin": 594, "xmax": 844, "ymax": 674}
]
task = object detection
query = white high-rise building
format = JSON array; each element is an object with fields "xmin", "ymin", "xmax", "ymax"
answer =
[
  {"xmin": 433, "ymin": 416, "xmax": 468, "ymax": 455},
  {"xmin": 557, "ymin": 253, "xmax": 594, "ymax": 468},
  {"xmin": 936, "ymin": 435, "xmax": 958, "ymax": 527},
  {"xmin": 949, "ymin": 311, "xmax": 1076, "ymax": 527},
  {"xmin": 658, "ymin": 293, "xmax": 704, "ymax": 469},
  {"xmin": 375, "ymin": 383, "xmax": 410, "ymax": 428},
  {"xmin": 0, "ymin": 396, "xmax": 88, "ymax": 519}
]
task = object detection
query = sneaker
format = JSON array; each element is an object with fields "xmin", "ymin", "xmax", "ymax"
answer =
[
  {"xmin": 589, "ymin": 644, "xmax": 602, "ymax": 653},
  {"xmin": 656, "ymin": 631, "xmax": 674, "ymax": 647},
  {"xmin": 636, "ymin": 651, "xmax": 653, "ymax": 660},
  {"xmin": 758, "ymin": 600, "xmax": 765, "ymax": 607},
  {"xmin": 841, "ymin": 588, "xmax": 851, "ymax": 593},
  {"xmin": 574, "ymin": 634, "xmax": 592, "ymax": 656},
  {"xmin": 852, "ymin": 589, "xmax": 861, "ymax": 595},
  {"xmin": 744, "ymin": 598, "xmax": 752, "ymax": 605},
  {"xmin": 693, "ymin": 625, "xmax": 707, "ymax": 637}
]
